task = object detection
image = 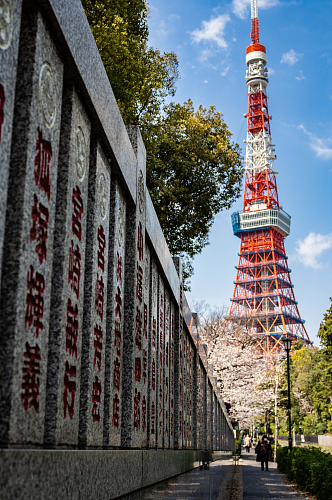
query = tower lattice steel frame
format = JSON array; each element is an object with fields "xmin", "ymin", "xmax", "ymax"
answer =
[{"xmin": 227, "ymin": 0, "xmax": 311, "ymax": 354}]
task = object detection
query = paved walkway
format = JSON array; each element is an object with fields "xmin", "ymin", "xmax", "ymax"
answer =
[{"xmin": 139, "ymin": 451, "xmax": 314, "ymax": 500}]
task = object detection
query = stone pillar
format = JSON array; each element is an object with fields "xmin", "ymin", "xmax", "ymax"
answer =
[
  {"xmin": 163, "ymin": 290, "xmax": 171, "ymax": 448},
  {"xmin": 121, "ymin": 126, "xmax": 148, "ymax": 448},
  {"xmin": 0, "ymin": 9, "xmax": 63, "ymax": 445},
  {"xmin": 148, "ymin": 259, "xmax": 158, "ymax": 448},
  {"xmin": 207, "ymin": 382, "xmax": 212, "ymax": 451},
  {"xmin": 44, "ymin": 86, "xmax": 90, "ymax": 447},
  {"xmin": 196, "ymin": 361, "xmax": 204, "ymax": 449},
  {"xmin": 78, "ymin": 141, "xmax": 111, "ymax": 447},
  {"xmin": 103, "ymin": 179, "xmax": 127, "ymax": 447},
  {"xmin": 169, "ymin": 301, "xmax": 175, "ymax": 448},
  {"xmin": 203, "ymin": 368, "xmax": 207, "ymax": 450},
  {"xmin": 173, "ymin": 257, "xmax": 183, "ymax": 449},
  {"xmin": 0, "ymin": 0, "xmax": 23, "ymax": 284}
]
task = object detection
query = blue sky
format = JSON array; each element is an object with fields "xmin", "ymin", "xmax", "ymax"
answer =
[{"xmin": 147, "ymin": 0, "xmax": 332, "ymax": 346}]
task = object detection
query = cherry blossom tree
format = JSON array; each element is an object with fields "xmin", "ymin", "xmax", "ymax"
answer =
[{"xmin": 193, "ymin": 303, "xmax": 276, "ymax": 428}]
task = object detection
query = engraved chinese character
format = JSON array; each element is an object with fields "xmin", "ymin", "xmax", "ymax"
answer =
[
  {"xmin": 115, "ymin": 286, "xmax": 122, "ymax": 321},
  {"xmin": 165, "ymin": 377, "xmax": 169, "ymax": 403},
  {"xmin": 25, "ymin": 265, "xmax": 45, "ymax": 338},
  {"xmin": 66, "ymin": 299, "xmax": 78, "ymax": 358},
  {"xmin": 152, "ymin": 317, "xmax": 156, "ymax": 348},
  {"xmin": 142, "ymin": 396, "xmax": 147, "ymax": 432},
  {"xmin": 165, "ymin": 411, "xmax": 168, "ymax": 437},
  {"xmin": 134, "ymin": 388, "xmax": 140, "ymax": 431},
  {"xmin": 93, "ymin": 325, "xmax": 103, "ymax": 372},
  {"xmin": 68, "ymin": 240, "xmax": 81, "ymax": 299},
  {"xmin": 113, "ymin": 357, "xmax": 121, "ymax": 392},
  {"xmin": 166, "ymin": 342, "xmax": 169, "ymax": 368},
  {"xmin": 134, "ymin": 357, "xmax": 141, "ymax": 382},
  {"xmin": 63, "ymin": 361, "xmax": 76, "ymax": 419},
  {"xmin": 135, "ymin": 307, "xmax": 142, "ymax": 350},
  {"xmin": 142, "ymin": 349, "xmax": 147, "ymax": 384},
  {"xmin": 136, "ymin": 263, "xmax": 143, "ymax": 304},
  {"xmin": 114, "ymin": 321, "xmax": 121, "ymax": 357},
  {"xmin": 143, "ymin": 304, "xmax": 148, "ymax": 339},
  {"xmin": 95, "ymin": 274, "xmax": 104, "ymax": 321},
  {"xmin": 21, "ymin": 342, "xmax": 41, "ymax": 412},
  {"xmin": 137, "ymin": 221, "xmax": 143, "ymax": 261},
  {"xmin": 152, "ymin": 359, "xmax": 156, "ymax": 391},
  {"xmin": 116, "ymin": 252, "xmax": 123, "ymax": 285},
  {"xmin": 30, "ymin": 194, "xmax": 49, "ymax": 264},
  {"xmin": 72, "ymin": 186, "xmax": 83, "ymax": 241},
  {"xmin": 112, "ymin": 394, "xmax": 120, "ymax": 428},
  {"xmin": 151, "ymin": 402, "xmax": 155, "ymax": 434},
  {"xmin": 34, "ymin": 127, "xmax": 52, "ymax": 200},
  {"xmin": 92, "ymin": 375, "xmax": 102, "ymax": 423},
  {"xmin": 97, "ymin": 225, "xmax": 106, "ymax": 272},
  {"xmin": 171, "ymin": 413, "xmax": 174, "ymax": 437}
]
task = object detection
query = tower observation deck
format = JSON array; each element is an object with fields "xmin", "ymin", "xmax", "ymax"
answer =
[{"xmin": 227, "ymin": 0, "xmax": 311, "ymax": 354}]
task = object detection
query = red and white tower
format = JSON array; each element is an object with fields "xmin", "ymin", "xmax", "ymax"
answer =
[{"xmin": 227, "ymin": 0, "xmax": 311, "ymax": 354}]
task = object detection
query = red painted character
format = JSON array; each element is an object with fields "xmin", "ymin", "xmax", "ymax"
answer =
[
  {"xmin": 92, "ymin": 376, "xmax": 102, "ymax": 423},
  {"xmin": 68, "ymin": 240, "xmax": 81, "ymax": 299},
  {"xmin": 116, "ymin": 252, "xmax": 123, "ymax": 285},
  {"xmin": 143, "ymin": 304, "xmax": 148, "ymax": 339},
  {"xmin": 72, "ymin": 186, "xmax": 83, "ymax": 241},
  {"xmin": 151, "ymin": 402, "xmax": 155, "ymax": 435},
  {"xmin": 34, "ymin": 128, "xmax": 52, "ymax": 201},
  {"xmin": 30, "ymin": 194, "xmax": 49, "ymax": 264},
  {"xmin": 134, "ymin": 357, "xmax": 141, "ymax": 383},
  {"xmin": 95, "ymin": 274, "xmax": 104, "ymax": 321},
  {"xmin": 136, "ymin": 263, "xmax": 143, "ymax": 304},
  {"xmin": 115, "ymin": 287, "xmax": 122, "ymax": 322},
  {"xmin": 97, "ymin": 225, "xmax": 106, "ymax": 272},
  {"xmin": 114, "ymin": 321, "xmax": 121, "ymax": 357},
  {"xmin": 93, "ymin": 325, "xmax": 103, "ymax": 372},
  {"xmin": 152, "ymin": 318, "xmax": 156, "ymax": 348},
  {"xmin": 151, "ymin": 359, "xmax": 156, "ymax": 391},
  {"xmin": 135, "ymin": 307, "xmax": 142, "ymax": 350},
  {"xmin": 25, "ymin": 265, "xmax": 45, "ymax": 338},
  {"xmin": 63, "ymin": 361, "xmax": 76, "ymax": 419},
  {"xmin": 66, "ymin": 299, "xmax": 79, "ymax": 358},
  {"xmin": 113, "ymin": 358, "xmax": 121, "ymax": 392},
  {"xmin": 21, "ymin": 342, "xmax": 41, "ymax": 412},
  {"xmin": 142, "ymin": 350, "xmax": 147, "ymax": 384},
  {"xmin": 142, "ymin": 396, "xmax": 147, "ymax": 432}
]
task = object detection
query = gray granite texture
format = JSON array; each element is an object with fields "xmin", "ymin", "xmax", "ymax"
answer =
[
  {"xmin": 0, "ymin": 0, "xmax": 23, "ymax": 286},
  {"xmin": 0, "ymin": 8, "xmax": 63, "ymax": 445},
  {"xmin": 0, "ymin": 448, "xmax": 215, "ymax": 500}
]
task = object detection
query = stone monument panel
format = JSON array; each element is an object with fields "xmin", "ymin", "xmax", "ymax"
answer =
[
  {"xmin": 196, "ymin": 361, "xmax": 204, "ymax": 449},
  {"xmin": 107, "ymin": 180, "xmax": 126, "ymax": 447},
  {"xmin": 83, "ymin": 144, "xmax": 111, "ymax": 447},
  {"xmin": 49, "ymin": 90, "xmax": 91, "ymax": 446},
  {"xmin": 163, "ymin": 289, "xmax": 170, "ymax": 449},
  {"xmin": 0, "ymin": 11, "xmax": 63, "ymax": 445},
  {"xmin": 157, "ymin": 275, "xmax": 165, "ymax": 448},
  {"xmin": 169, "ymin": 301, "xmax": 175, "ymax": 449},
  {"xmin": 0, "ymin": 0, "xmax": 22, "ymax": 284},
  {"xmin": 207, "ymin": 382, "xmax": 212, "ymax": 450},
  {"xmin": 148, "ymin": 259, "xmax": 158, "ymax": 448}
]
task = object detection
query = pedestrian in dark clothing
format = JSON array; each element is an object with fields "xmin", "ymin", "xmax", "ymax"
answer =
[{"xmin": 256, "ymin": 435, "xmax": 271, "ymax": 471}]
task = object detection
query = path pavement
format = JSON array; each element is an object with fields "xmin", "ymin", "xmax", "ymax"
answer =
[{"xmin": 139, "ymin": 451, "xmax": 314, "ymax": 500}]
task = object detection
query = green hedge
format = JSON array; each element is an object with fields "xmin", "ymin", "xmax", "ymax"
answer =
[
  {"xmin": 277, "ymin": 446, "xmax": 332, "ymax": 500},
  {"xmin": 235, "ymin": 439, "xmax": 242, "ymax": 457}
]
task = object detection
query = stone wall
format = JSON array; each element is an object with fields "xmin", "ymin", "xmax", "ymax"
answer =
[{"xmin": 0, "ymin": 0, "xmax": 235, "ymax": 497}]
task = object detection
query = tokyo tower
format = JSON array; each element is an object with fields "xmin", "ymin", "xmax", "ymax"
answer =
[{"xmin": 227, "ymin": 0, "xmax": 311, "ymax": 354}]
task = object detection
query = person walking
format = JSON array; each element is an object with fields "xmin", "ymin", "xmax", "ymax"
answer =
[
  {"xmin": 244, "ymin": 434, "xmax": 251, "ymax": 453},
  {"xmin": 256, "ymin": 435, "xmax": 271, "ymax": 471}
]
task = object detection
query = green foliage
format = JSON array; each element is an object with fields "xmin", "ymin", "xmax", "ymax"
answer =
[
  {"xmin": 277, "ymin": 347, "xmax": 332, "ymax": 435},
  {"xmin": 142, "ymin": 100, "xmax": 242, "ymax": 277},
  {"xmin": 277, "ymin": 446, "xmax": 332, "ymax": 500},
  {"xmin": 81, "ymin": 1, "xmax": 242, "ymax": 288}
]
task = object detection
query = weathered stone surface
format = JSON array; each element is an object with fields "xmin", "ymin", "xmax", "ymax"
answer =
[
  {"xmin": 169, "ymin": 302, "xmax": 175, "ymax": 449},
  {"xmin": 43, "ymin": 87, "xmax": 90, "ymax": 447},
  {"xmin": 79, "ymin": 142, "xmax": 111, "ymax": 448},
  {"xmin": 0, "ymin": 9, "xmax": 63, "ymax": 445},
  {"xmin": 149, "ymin": 259, "xmax": 158, "ymax": 448},
  {"xmin": 0, "ymin": 0, "xmax": 23, "ymax": 283},
  {"xmin": 106, "ymin": 179, "xmax": 127, "ymax": 447}
]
